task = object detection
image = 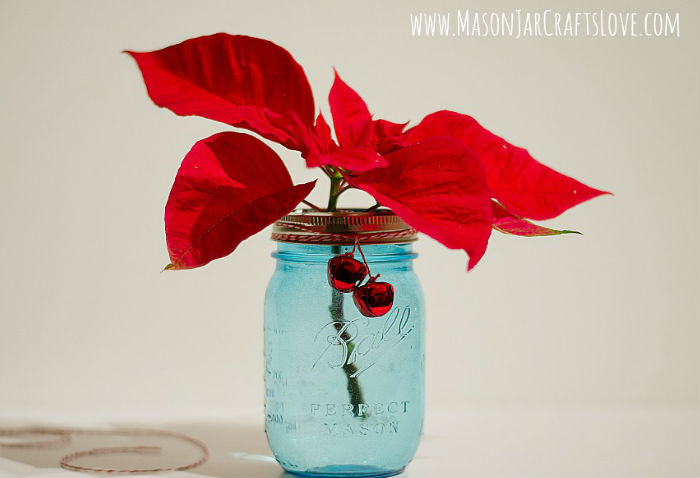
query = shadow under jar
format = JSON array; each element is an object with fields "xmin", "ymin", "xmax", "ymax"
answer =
[{"xmin": 264, "ymin": 210, "xmax": 426, "ymax": 478}]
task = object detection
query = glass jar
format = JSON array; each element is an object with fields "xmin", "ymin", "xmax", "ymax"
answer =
[{"xmin": 264, "ymin": 210, "xmax": 425, "ymax": 478}]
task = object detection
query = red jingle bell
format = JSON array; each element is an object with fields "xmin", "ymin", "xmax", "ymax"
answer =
[
  {"xmin": 327, "ymin": 254, "xmax": 368, "ymax": 292},
  {"xmin": 353, "ymin": 280, "xmax": 394, "ymax": 317}
]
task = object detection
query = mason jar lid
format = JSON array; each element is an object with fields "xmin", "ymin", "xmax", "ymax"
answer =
[{"xmin": 272, "ymin": 209, "xmax": 418, "ymax": 245}]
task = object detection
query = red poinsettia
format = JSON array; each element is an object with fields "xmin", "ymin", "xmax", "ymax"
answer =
[{"xmin": 127, "ymin": 33, "xmax": 607, "ymax": 271}]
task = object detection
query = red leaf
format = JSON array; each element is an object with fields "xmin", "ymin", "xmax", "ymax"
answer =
[
  {"xmin": 165, "ymin": 132, "xmax": 315, "ymax": 269},
  {"xmin": 312, "ymin": 112, "xmax": 337, "ymax": 153},
  {"xmin": 315, "ymin": 146, "xmax": 387, "ymax": 173},
  {"xmin": 126, "ymin": 33, "xmax": 315, "ymax": 152},
  {"xmin": 329, "ymin": 71, "xmax": 372, "ymax": 148},
  {"xmin": 373, "ymin": 119, "xmax": 407, "ymax": 138},
  {"xmin": 404, "ymin": 111, "xmax": 609, "ymax": 220},
  {"xmin": 371, "ymin": 119, "xmax": 409, "ymax": 155},
  {"xmin": 491, "ymin": 201, "xmax": 580, "ymax": 236},
  {"xmin": 347, "ymin": 137, "xmax": 493, "ymax": 270},
  {"xmin": 305, "ymin": 113, "xmax": 388, "ymax": 173}
]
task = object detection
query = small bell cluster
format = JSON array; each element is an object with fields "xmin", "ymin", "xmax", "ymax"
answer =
[{"xmin": 327, "ymin": 240, "xmax": 394, "ymax": 317}]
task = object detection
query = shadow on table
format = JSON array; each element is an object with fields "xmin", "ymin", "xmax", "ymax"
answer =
[
  {"xmin": 150, "ymin": 420, "xmax": 294, "ymax": 478},
  {"xmin": 0, "ymin": 419, "xmax": 293, "ymax": 478}
]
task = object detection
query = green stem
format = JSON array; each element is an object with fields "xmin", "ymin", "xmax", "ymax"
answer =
[
  {"xmin": 327, "ymin": 176, "xmax": 365, "ymax": 414},
  {"xmin": 364, "ymin": 202, "xmax": 381, "ymax": 212},
  {"xmin": 329, "ymin": 265, "xmax": 365, "ymax": 416},
  {"xmin": 327, "ymin": 177, "xmax": 342, "ymax": 211},
  {"xmin": 302, "ymin": 199, "xmax": 323, "ymax": 211}
]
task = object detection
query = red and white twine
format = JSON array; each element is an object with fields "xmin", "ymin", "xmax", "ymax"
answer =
[
  {"xmin": 272, "ymin": 221, "xmax": 417, "ymax": 244},
  {"xmin": 0, "ymin": 426, "xmax": 209, "ymax": 474}
]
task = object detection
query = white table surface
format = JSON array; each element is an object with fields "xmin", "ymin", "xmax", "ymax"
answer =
[{"xmin": 1, "ymin": 406, "xmax": 697, "ymax": 478}]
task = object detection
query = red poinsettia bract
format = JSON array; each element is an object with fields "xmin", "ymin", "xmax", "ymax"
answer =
[{"xmin": 127, "ymin": 33, "xmax": 608, "ymax": 270}]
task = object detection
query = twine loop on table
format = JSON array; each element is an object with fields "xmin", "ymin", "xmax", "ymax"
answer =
[{"xmin": 0, "ymin": 426, "xmax": 209, "ymax": 474}]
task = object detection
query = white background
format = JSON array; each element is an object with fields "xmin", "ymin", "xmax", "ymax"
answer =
[{"xmin": 0, "ymin": 1, "xmax": 698, "ymax": 476}]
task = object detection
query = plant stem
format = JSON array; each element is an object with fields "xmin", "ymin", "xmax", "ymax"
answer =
[
  {"xmin": 329, "ymin": 265, "xmax": 365, "ymax": 416},
  {"xmin": 301, "ymin": 199, "xmax": 323, "ymax": 211},
  {"xmin": 327, "ymin": 176, "xmax": 342, "ymax": 211},
  {"xmin": 364, "ymin": 202, "xmax": 381, "ymax": 212},
  {"xmin": 327, "ymin": 175, "xmax": 365, "ymax": 415}
]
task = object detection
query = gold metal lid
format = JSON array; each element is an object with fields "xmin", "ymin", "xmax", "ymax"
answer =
[{"xmin": 272, "ymin": 209, "xmax": 418, "ymax": 245}]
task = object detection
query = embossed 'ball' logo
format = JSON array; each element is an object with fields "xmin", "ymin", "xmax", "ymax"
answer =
[{"xmin": 312, "ymin": 306, "xmax": 414, "ymax": 377}]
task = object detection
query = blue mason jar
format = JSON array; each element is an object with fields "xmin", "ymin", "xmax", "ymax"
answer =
[{"xmin": 265, "ymin": 210, "xmax": 425, "ymax": 478}]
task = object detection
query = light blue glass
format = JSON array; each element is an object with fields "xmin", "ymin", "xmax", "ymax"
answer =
[{"xmin": 264, "ymin": 241, "xmax": 425, "ymax": 478}]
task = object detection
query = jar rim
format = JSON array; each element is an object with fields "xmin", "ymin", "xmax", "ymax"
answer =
[{"xmin": 271, "ymin": 208, "xmax": 418, "ymax": 245}]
